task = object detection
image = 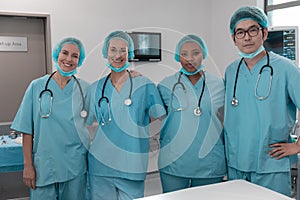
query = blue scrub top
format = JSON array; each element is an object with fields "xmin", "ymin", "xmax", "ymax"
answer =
[
  {"xmin": 11, "ymin": 74, "xmax": 90, "ymax": 186},
  {"xmin": 157, "ymin": 71, "xmax": 226, "ymax": 178},
  {"xmin": 86, "ymin": 75, "xmax": 166, "ymax": 181},
  {"xmin": 224, "ymin": 52, "xmax": 300, "ymax": 173}
]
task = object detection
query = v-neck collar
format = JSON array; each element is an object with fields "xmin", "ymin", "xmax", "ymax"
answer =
[
  {"xmin": 108, "ymin": 75, "xmax": 131, "ymax": 95},
  {"xmin": 180, "ymin": 72, "xmax": 205, "ymax": 90},
  {"xmin": 49, "ymin": 76, "xmax": 74, "ymax": 94},
  {"xmin": 240, "ymin": 54, "xmax": 268, "ymax": 76}
]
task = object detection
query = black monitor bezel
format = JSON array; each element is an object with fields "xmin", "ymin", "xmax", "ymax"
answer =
[
  {"xmin": 264, "ymin": 26, "xmax": 298, "ymax": 66},
  {"xmin": 127, "ymin": 31, "xmax": 162, "ymax": 62}
]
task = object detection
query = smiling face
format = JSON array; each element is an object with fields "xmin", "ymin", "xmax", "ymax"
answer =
[
  {"xmin": 107, "ymin": 38, "xmax": 128, "ymax": 68},
  {"xmin": 232, "ymin": 19, "xmax": 268, "ymax": 54},
  {"xmin": 58, "ymin": 43, "xmax": 80, "ymax": 72},
  {"xmin": 179, "ymin": 41, "xmax": 203, "ymax": 73}
]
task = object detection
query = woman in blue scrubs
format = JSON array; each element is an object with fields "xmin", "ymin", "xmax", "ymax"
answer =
[
  {"xmin": 157, "ymin": 34, "xmax": 226, "ymax": 193},
  {"xmin": 86, "ymin": 30, "xmax": 165, "ymax": 200},
  {"xmin": 224, "ymin": 6, "xmax": 300, "ymax": 196},
  {"xmin": 11, "ymin": 37, "xmax": 90, "ymax": 200}
]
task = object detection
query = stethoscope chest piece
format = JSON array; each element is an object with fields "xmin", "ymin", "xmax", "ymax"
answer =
[
  {"xmin": 124, "ymin": 98, "xmax": 132, "ymax": 106},
  {"xmin": 231, "ymin": 98, "xmax": 239, "ymax": 107},
  {"xmin": 39, "ymin": 71, "xmax": 87, "ymax": 118},
  {"xmin": 80, "ymin": 110, "xmax": 87, "ymax": 118},
  {"xmin": 194, "ymin": 107, "xmax": 201, "ymax": 116},
  {"xmin": 231, "ymin": 52, "xmax": 273, "ymax": 107},
  {"xmin": 171, "ymin": 71, "xmax": 206, "ymax": 115},
  {"xmin": 98, "ymin": 70, "xmax": 133, "ymax": 126}
]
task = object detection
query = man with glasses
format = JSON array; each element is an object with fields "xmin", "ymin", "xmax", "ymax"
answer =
[{"xmin": 224, "ymin": 6, "xmax": 300, "ymax": 197}]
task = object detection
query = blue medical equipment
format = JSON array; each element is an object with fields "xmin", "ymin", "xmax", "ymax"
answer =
[
  {"xmin": 231, "ymin": 51, "xmax": 273, "ymax": 107},
  {"xmin": 39, "ymin": 71, "xmax": 87, "ymax": 118},
  {"xmin": 170, "ymin": 71, "xmax": 205, "ymax": 116}
]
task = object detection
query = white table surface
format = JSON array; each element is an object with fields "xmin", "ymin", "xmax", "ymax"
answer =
[{"xmin": 136, "ymin": 180, "xmax": 293, "ymax": 200}]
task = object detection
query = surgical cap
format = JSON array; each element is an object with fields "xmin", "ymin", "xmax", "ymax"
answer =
[
  {"xmin": 174, "ymin": 34, "xmax": 208, "ymax": 62},
  {"xmin": 102, "ymin": 30, "xmax": 135, "ymax": 60},
  {"xmin": 52, "ymin": 37, "xmax": 86, "ymax": 67},
  {"xmin": 230, "ymin": 6, "xmax": 268, "ymax": 35}
]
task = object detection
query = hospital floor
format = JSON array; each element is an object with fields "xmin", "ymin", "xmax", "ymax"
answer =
[{"xmin": 0, "ymin": 172, "xmax": 162, "ymax": 200}]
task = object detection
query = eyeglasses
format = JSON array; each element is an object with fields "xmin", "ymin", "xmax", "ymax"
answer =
[{"xmin": 234, "ymin": 26, "xmax": 262, "ymax": 39}]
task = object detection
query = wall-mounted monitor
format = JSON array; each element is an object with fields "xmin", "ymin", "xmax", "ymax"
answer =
[
  {"xmin": 127, "ymin": 31, "xmax": 161, "ymax": 62},
  {"xmin": 264, "ymin": 26, "xmax": 298, "ymax": 66}
]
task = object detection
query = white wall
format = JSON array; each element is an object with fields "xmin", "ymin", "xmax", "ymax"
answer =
[
  {"xmin": 0, "ymin": 0, "xmax": 257, "ymax": 83},
  {"xmin": 209, "ymin": 0, "xmax": 257, "ymax": 76}
]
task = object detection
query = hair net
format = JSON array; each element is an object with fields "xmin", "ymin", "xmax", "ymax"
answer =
[
  {"xmin": 174, "ymin": 34, "xmax": 208, "ymax": 62},
  {"xmin": 102, "ymin": 30, "xmax": 134, "ymax": 60},
  {"xmin": 52, "ymin": 37, "xmax": 86, "ymax": 67},
  {"xmin": 230, "ymin": 6, "xmax": 268, "ymax": 35}
]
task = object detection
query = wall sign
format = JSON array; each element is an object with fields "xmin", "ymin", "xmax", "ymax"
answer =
[{"xmin": 0, "ymin": 36, "xmax": 28, "ymax": 51}]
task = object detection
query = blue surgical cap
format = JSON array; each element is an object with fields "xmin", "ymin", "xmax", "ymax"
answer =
[
  {"xmin": 52, "ymin": 37, "xmax": 86, "ymax": 67},
  {"xmin": 230, "ymin": 6, "xmax": 268, "ymax": 35},
  {"xmin": 174, "ymin": 34, "xmax": 208, "ymax": 62},
  {"xmin": 102, "ymin": 30, "xmax": 134, "ymax": 60}
]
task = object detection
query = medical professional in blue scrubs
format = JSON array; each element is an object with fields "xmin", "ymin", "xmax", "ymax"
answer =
[
  {"xmin": 157, "ymin": 34, "xmax": 226, "ymax": 193},
  {"xmin": 224, "ymin": 6, "xmax": 300, "ymax": 196},
  {"xmin": 86, "ymin": 30, "xmax": 165, "ymax": 200},
  {"xmin": 11, "ymin": 37, "xmax": 90, "ymax": 200}
]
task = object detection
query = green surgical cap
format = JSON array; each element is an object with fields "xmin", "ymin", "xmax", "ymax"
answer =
[
  {"xmin": 52, "ymin": 37, "xmax": 86, "ymax": 67},
  {"xmin": 230, "ymin": 6, "xmax": 268, "ymax": 35},
  {"xmin": 102, "ymin": 30, "xmax": 134, "ymax": 60},
  {"xmin": 174, "ymin": 34, "xmax": 208, "ymax": 62}
]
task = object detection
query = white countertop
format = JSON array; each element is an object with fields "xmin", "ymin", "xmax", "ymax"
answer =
[{"xmin": 136, "ymin": 180, "xmax": 293, "ymax": 200}]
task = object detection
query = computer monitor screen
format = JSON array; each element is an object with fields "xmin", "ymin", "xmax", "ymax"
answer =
[
  {"xmin": 264, "ymin": 26, "xmax": 298, "ymax": 65},
  {"xmin": 127, "ymin": 32, "xmax": 161, "ymax": 62}
]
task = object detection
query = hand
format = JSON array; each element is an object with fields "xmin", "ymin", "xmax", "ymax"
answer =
[
  {"xmin": 23, "ymin": 164, "xmax": 36, "ymax": 189},
  {"xmin": 129, "ymin": 70, "xmax": 142, "ymax": 78},
  {"xmin": 269, "ymin": 142, "xmax": 300, "ymax": 160}
]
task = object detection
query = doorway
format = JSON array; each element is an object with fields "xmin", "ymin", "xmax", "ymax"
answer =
[
  {"xmin": 0, "ymin": 12, "xmax": 51, "ymax": 199},
  {"xmin": 0, "ymin": 12, "xmax": 51, "ymax": 125}
]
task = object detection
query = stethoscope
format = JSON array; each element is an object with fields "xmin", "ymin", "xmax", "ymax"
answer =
[
  {"xmin": 39, "ymin": 71, "xmax": 87, "ymax": 118},
  {"xmin": 231, "ymin": 51, "xmax": 273, "ymax": 107},
  {"xmin": 170, "ymin": 71, "xmax": 205, "ymax": 116},
  {"xmin": 97, "ymin": 70, "xmax": 133, "ymax": 126}
]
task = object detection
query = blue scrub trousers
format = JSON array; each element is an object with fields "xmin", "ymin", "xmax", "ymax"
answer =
[
  {"xmin": 89, "ymin": 175, "xmax": 144, "ymax": 200},
  {"xmin": 30, "ymin": 173, "xmax": 86, "ymax": 200},
  {"xmin": 228, "ymin": 167, "xmax": 291, "ymax": 197},
  {"xmin": 160, "ymin": 172, "xmax": 224, "ymax": 193}
]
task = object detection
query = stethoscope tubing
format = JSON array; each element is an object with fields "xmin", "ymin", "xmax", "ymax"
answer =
[
  {"xmin": 170, "ymin": 71, "xmax": 205, "ymax": 116},
  {"xmin": 231, "ymin": 51, "xmax": 273, "ymax": 107},
  {"xmin": 98, "ymin": 70, "xmax": 133, "ymax": 106},
  {"xmin": 39, "ymin": 72, "xmax": 55, "ymax": 98},
  {"xmin": 97, "ymin": 70, "xmax": 133, "ymax": 125},
  {"xmin": 39, "ymin": 71, "xmax": 86, "ymax": 118}
]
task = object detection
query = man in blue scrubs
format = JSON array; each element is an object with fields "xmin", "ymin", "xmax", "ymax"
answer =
[
  {"xmin": 224, "ymin": 6, "xmax": 300, "ymax": 196},
  {"xmin": 157, "ymin": 34, "xmax": 226, "ymax": 193},
  {"xmin": 86, "ymin": 30, "xmax": 165, "ymax": 200},
  {"xmin": 11, "ymin": 37, "xmax": 90, "ymax": 199}
]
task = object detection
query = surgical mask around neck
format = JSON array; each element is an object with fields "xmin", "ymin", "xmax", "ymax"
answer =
[
  {"xmin": 55, "ymin": 63, "xmax": 77, "ymax": 77},
  {"xmin": 238, "ymin": 45, "xmax": 265, "ymax": 59},
  {"xmin": 106, "ymin": 62, "xmax": 130, "ymax": 73},
  {"xmin": 180, "ymin": 65, "xmax": 204, "ymax": 76}
]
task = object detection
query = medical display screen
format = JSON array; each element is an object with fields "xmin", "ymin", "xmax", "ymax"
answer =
[
  {"xmin": 127, "ymin": 32, "xmax": 161, "ymax": 62},
  {"xmin": 264, "ymin": 27, "xmax": 298, "ymax": 65}
]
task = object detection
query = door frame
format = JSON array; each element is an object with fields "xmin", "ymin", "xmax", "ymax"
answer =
[{"xmin": 0, "ymin": 11, "xmax": 52, "ymax": 73}]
